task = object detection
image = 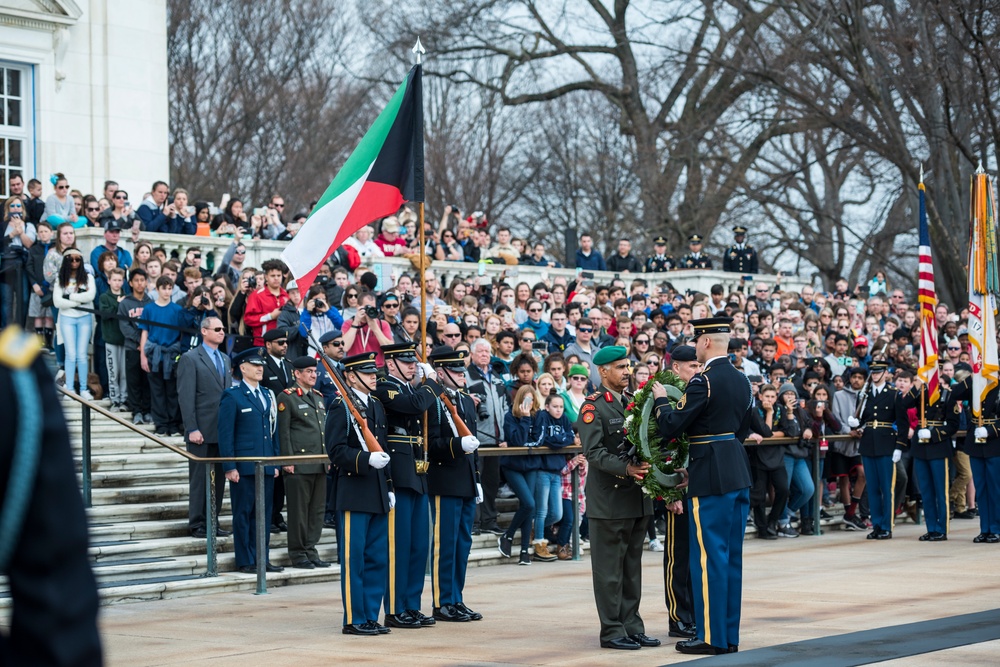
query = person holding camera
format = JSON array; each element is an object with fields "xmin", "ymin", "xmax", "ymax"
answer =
[
  {"xmin": 341, "ymin": 291, "xmax": 394, "ymax": 366},
  {"xmin": 294, "ymin": 285, "xmax": 344, "ymax": 357}
]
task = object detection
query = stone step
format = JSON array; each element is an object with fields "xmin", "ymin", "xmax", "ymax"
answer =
[
  {"xmin": 81, "ymin": 452, "xmax": 189, "ymax": 472},
  {"xmin": 91, "ymin": 483, "xmax": 191, "ymax": 506},
  {"xmin": 87, "ymin": 499, "xmax": 232, "ymax": 522},
  {"xmin": 83, "ymin": 467, "xmax": 189, "ymax": 488}
]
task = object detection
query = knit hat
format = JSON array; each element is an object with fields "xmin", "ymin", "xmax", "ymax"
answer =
[
  {"xmin": 778, "ymin": 382, "xmax": 798, "ymax": 397},
  {"xmin": 568, "ymin": 364, "xmax": 590, "ymax": 378}
]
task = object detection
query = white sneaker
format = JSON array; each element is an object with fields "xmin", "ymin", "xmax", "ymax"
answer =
[
  {"xmin": 649, "ymin": 538, "xmax": 664, "ymax": 552},
  {"xmin": 79, "ymin": 389, "xmax": 94, "ymax": 401},
  {"xmin": 55, "ymin": 369, "xmax": 65, "ymax": 386}
]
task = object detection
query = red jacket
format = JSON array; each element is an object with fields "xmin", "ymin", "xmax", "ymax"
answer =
[{"xmin": 243, "ymin": 287, "xmax": 289, "ymax": 346}]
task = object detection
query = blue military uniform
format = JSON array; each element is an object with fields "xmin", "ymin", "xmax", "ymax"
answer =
[
  {"xmin": 654, "ymin": 318, "xmax": 753, "ymax": 655},
  {"xmin": 373, "ymin": 343, "xmax": 444, "ymax": 628},
  {"xmin": 908, "ymin": 386, "xmax": 959, "ymax": 539},
  {"xmin": 218, "ymin": 347, "xmax": 281, "ymax": 570},
  {"xmin": 325, "ymin": 351, "xmax": 393, "ymax": 634},
  {"xmin": 427, "ymin": 346, "xmax": 482, "ymax": 622},
  {"xmin": 951, "ymin": 377, "xmax": 1000, "ymax": 542},
  {"xmin": 856, "ymin": 366, "xmax": 913, "ymax": 539}
]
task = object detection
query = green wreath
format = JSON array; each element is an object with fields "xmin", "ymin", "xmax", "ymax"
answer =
[{"xmin": 623, "ymin": 370, "xmax": 690, "ymax": 503}]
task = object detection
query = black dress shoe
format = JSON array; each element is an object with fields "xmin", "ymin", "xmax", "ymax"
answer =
[
  {"xmin": 191, "ymin": 528, "xmax": 208, "ymax": 539},
  {"xmin": 954, "ymin": 510, "xmax": 977, "ymax": 519},
  {"xmin": 918, "ymin": 532, "xmax": 932, "ymax": 541},
  {"xmin": 987, "ymin": 533, "xmax": 1000, "ymax": 543},
  {"xmin": 866, "ymin": 529, "xmax": 880, "ymax": 539},
  {"xmin": 454, "ymin": 602, "xmax": 482, "ymax": 621},
  {"xmin": 216, "ymin": 528, "xmax": 232, "ymax": 537},
  {"xmin": 925, "ymin": 532, "xmax": 947, "ymax": 541},
  {"xmin": 237, "ymin": 565, "xmax": 255, "ymax": 574},
  {"xmin": 668, "ymin": 620, "xmax": 697, "ymax": 638},
  {"xmin": 433, "ymin": 604, "xmax": 470, "ymax": 622},
  {"xmin": 629, "ymin": 633, "xmax": 661, "ymax": 647},
  {"xmin": 311, "ymin": 558, "xmax": 332, "ymax": 568},
  {"xmin": 365, "ymin": 621, "xmax": 390, "ymax": 634},
  {"xmin": 265, "ymin": 563, "xmax": 284, "ymax": 572},
  {"xmin": 875, "ymin": 530, "xmax": 892, "ymax": 540},
  {"xmin": 269, "ymin": 525, "xmax": 281, "ymax": 535},
  {"xmin": 600, "ymin": 637, "xmax": 640, "ymax": 650},
  {"xmin": 973, "ymin": 532, "xmax": 991, "ymax": 543},
  {"xmin": 675, "ymin": 639, "xmax": 726, "ymax": 655},
  {"xmin": 757, "ymin": 527, "xmax": 777, "ymax": 540},
  {"xmin": 728, "ymin": 645, "xmax": 739, "ymax": 653},
  {"xmin": 291, "ymin": 560, "xmax": 315, "ymax": 569},
  {"xmin": 406, "ymin": 609, "xmax": 435, "ymax": 626},
  {"xmin": 324, "ymin": 519, "xmax": 338, "ymax": 529},
  {"xmin": 384, "ymin": 613, "xmax": 422, "ymax": 629},
  {"xmin": 276, "ymin": 521, "xmax": 288, "ymax": 532},
  {"xmin": 483, "ymin": 523, "xmax": 505, "ymax": 535},
  {"xmin": 342, "ymin": 623, "xmax": 379, "ymax": 636}
]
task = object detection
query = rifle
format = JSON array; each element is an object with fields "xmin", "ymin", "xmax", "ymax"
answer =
[
  {"xmin": 307, "ymin": 331, "xmax": 384, "ymax": 454},
  {"xmin": 439, "ymin": 389, "xmax": 474, "ymax": 438}
]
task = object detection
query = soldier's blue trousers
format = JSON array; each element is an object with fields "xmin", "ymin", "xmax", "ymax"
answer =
[
  {"xmin": 230, "ymin": 474, "xmax": 273, "ymax": 568},
  {"xmin": 912, "ymin": 457, "xmax": 949, "ymax": 535},
  {"xmin": 340, "ymin": 510, "xmax": 388, "ymax": 626},
  {"xmin": 970, "ymin": 456, "xmax": 1000, "ymax": 535},
  {"xmin": 862, "ymin": 455, "xmax": 896, "ymax": 532},
  {"xmin": 688, "ymin": 487, "xmax": 750, "ymax": 650},
  {"xmin": 385, "ymin": 488, "xmax": 430, "ymax": 614},
  {"xmin": 430, "ymin": 495, "xmax": 475, "ymax": 607}
]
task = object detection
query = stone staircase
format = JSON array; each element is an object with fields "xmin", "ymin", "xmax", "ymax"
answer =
[{"xmin": 1, "ymin": 396, "xmax": 558, "ymax": 609}]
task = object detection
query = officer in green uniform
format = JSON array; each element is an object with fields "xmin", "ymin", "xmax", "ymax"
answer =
[
  {"xmin": 576, "ymin": 345, "xmax": 658, "ymax": 651},
  {"xmin": 722, "ymin": 226, "xmax": 758, "ymax": 274},
  {"xmin": 277, "ymin": 356, "xmax": 331, "ymax": 569},
  {"xmin": 679, "ymin": 235, "xmax": 713, "ymax": 269}
]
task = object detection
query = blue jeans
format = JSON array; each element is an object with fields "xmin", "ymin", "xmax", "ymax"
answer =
[
  {"xmin": 59, "ymin": 314, "xmax": 92, "ymax": 393},
  {"xmin": 781, "ymin": 455, "xmax": 815, "ymax": 522},
  {"xmin": 533, "ymin": 470, "xmax": 563, "ymax": 540},
  {"xmin": 502, "ymin": 468, "xmax": 536, "ymax": 547}
]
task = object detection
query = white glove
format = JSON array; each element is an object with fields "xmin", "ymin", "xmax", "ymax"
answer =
[
  {"xmin": 847, "ymin": 416, "xmax": 859, "ymax": 429},
  {"xmin": 418, "ymin": 362, "xmax": 436, "ymax": 381},
  {"xmin": 476, "ymin": 483, "xmax": 484, "ymax": 505},
  {"xmin": 461, "ymin": 435, "xmax": 481, "ymax": 453},
  {"xmin": 975, "ymin": 426, "xmax": 989, "ymax": 439},
  {"xmin": 917, "ymin": 428, "xmax": 931, "ymax": 441},
  {"xmin": 388, "ymin": 491, "xmax": 396, "ymax": 510},
  {"xmin": 891, "ymin": 449, "xmax": 902, "ymax": 463},
  {"xmin": 369, "ymin": 452, "xmax": 391, "ymax": 469}
]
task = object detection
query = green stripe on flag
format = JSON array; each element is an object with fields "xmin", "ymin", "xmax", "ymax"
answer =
[{"xmin": 313, "ymin": 75, "xmax": 409, "ymax": 207}]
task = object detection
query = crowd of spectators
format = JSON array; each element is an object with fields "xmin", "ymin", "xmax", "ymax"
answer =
[{"xmin": 1, "ymin": 172, "xmax": 984, "ymax": 551}]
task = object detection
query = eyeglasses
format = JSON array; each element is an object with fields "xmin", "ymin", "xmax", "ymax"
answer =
[
  {"xmin": 68, "ymin": 257, "xmax": 82, "ymax": 263},
  {"xmin": 947, "ymin": 346, "xmax": 960, "ymax": 351},
  {"xmin": 528, "ymin": 308, "xmax": 542, "ymax": 313},
  {"xmin": 9, "ymin": 203, "xmax": 22, "ymax": 208},
  {"xmin": 443, "ymin": 333, "xmax": 462, "ymax": 339},
  {"xmin": 577, "ymin": 327, "xmax": 593, "ymax": 333},
  {"xmin": 192, "ymin": 254, "xmax": 201, "ymax": 259},
  {"xmin": 114, "ymin": 195, "xmax": 126, "ymax": 200},
  {"xmin": 521, "ymin": 337, "xmax": 534, "ymax": 342},
  {"xmin": 330, "ymin": 341, "xmax": 344, "ymax": 347},
  {"xmin": 383, "ymin": 302, "xmax": 399, "ymax": 308},
  {"xmin": 206, "ymin": 327, "xmax": 225, "ymax": 333},
  {"xmin": 646, "ymin": 360, "xmax": 659, "ymax": 366},
  {"xmin": 234, "ymin": 249, "xmax": 246, "ymax": 255},
  {"xmin": 346, "ymin": 293, "xmax": 358, "ymax": 299},
  {"xmin": 274, "ymin": 340, "xmax": 288, "ymax": 345},
  {"xmin": 571, "ymin": 376, "xmax": 587, "ymax": 381},
  {"xmin": 57, "ymin": 185, "xmax": 69, "ymax": 189},
  {"xmin": 635, "ymin": 339, "xmax": 649, "ymax": 345},
  {"xmin": 87, "ymin": 207, "xmax": 100, "ymax": 212},
  {"xmin": 273, "ymin": 203, "xmax": 284, "ymax": 209}
]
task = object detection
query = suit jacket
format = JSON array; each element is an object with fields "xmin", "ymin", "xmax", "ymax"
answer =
[
  {"xmin": 177, "ymin": 345, "xmax": 231, "ymax": 443},
  {"xmin": 218, "ymin": 382, "xmax": 280, "ymax": 475},
  {"xmin": 577, "ymin": 384, "xmax": 653, "ymax": 520},
  {"xmin": 654, "ymin": 358, "xmax": 753, "ymax": 497},
  {"xmin": 427, "ymin": 391, "xmax": 480, "ymax": 498},
  {"xmin": 325, "ymin": 391, "xmax": 392, "ymax": 514},
  {"xmin": 261, "ymin": 354, "xmax": 293, "ymax": 395}
]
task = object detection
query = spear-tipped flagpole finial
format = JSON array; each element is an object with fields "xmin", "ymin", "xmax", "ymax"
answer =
[
  {"xmin": 412, "ymin": 37, "xmax": 425, "ymax": 65},
  {"xmin": 919, "ymin": 163, "xmax": 924, "ymax": 184},
  {"xmin": 977, "ymin": 160, "xmax": 985, "ymax": 174}
]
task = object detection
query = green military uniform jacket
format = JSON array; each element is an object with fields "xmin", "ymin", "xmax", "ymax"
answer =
[
  {"xmin": 576, "ymin": 384, "xmax": 652, "ymax": 520},
  {"xmin": 277, "ymin": 385, "xmax": 328, "ymax": 475}
]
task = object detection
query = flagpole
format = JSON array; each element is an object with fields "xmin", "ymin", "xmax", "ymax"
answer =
[
  {"xmin": 919, "ymin": 164, "xmax": 927, "ymax": 437},
  {"xmin": 412, "ymin": 37, "xmax": 431, "ymax": 466}
]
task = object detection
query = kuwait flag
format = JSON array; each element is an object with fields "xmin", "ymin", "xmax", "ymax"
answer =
[{"xmin": 282, "ymin": 65, "xmax": 423, "ymax": 293}]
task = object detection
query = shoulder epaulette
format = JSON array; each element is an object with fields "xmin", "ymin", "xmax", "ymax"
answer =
[
  {"xmin": 0, "ymin": 327, "xmax": 42, "ymax": 370},
  {"xmin": 585, "ymin": 392, "xmax": 600, "ymax": 401},
  {"xmin": 313, "ymin": 389, "xmax": 324, "ymax": 396},
  {"xmin": 282, "ymin": 388, "xmax": 293, "ymax": 394}
]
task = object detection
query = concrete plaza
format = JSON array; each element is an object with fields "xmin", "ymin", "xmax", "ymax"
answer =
[{"xmin": 99, "ymin": 517, "xmax": 1000, "ymax": 666}]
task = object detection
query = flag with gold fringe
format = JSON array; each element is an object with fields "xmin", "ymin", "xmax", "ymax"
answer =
[{"xmin": 967, "ymin": 165, "xmax": 1000, "ymax": 419}]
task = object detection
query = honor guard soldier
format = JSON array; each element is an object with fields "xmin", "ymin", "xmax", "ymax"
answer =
[
  {"xmin": 846, "ymin": 362, "xmax": 914, "ymax": 540},
  {"xmin": 645, "ymin": 236, "xmax": 676, "ymax": 273},
  {"xmin": 373, "ymin": 342, "xmax": 444, "ymax": 629},
  {"xmin": 908, "ymin": 381, "xmax": 959, "ymax": 541},
  {"xmin": 0, "ymin": 327, "xmax": 102, "ymax": 666},
  {"xmin": 262, "ymin": 329, "xmax": 294, "ymax": 535},
  {"xmin": 577, "ymin": 345, "xmax": 658, "ymax": 651},
  {"xmin": 426, "ymin": 345, "xmax": 484, "ymax": 623},
  {"xmin": 679, "ymin": 235, "xmax": 713, "ymax": 269},
  {"xmin": 722, "ymin": 226, "xmax": 759, "ymax": 274},
  {"xmin": 277, "ymin": 356, "xmax": 331, "ymax": 569},
  {"xmin": 218, "ymin": 347, "xmax": 284, "ymax": 574},
  {"xmin": 316, "ymin": 329, "xmax": 346, "ymax": 410},
  {"xmin": 950, "ymin": 375, "xmax": 1000, "ymax": 543},
  {"xmin": 652, "ymin": 318, "xmax": 753, "ymax": 656},
  {"xmin": 326, "ymin": 351, "xmax": 394, "ymax": 636}
]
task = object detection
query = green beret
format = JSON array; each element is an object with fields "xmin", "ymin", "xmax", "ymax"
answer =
[
  {"xmin": 593, "ymin": 345, "xmax": 627, "ymax": 367},
  {"xmin": 568, "ymin": 364, "xmax": 590, "ymax": 378}
]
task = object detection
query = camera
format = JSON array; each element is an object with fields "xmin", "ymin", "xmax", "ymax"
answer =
[
  {"xmin": 364, "ymin": 305, "xmax": 379, "ymax": 318},
  {"xmin": 199, "ymin": 294, "xmax": 210, "ymax": 307},
  {"xmin": 314, "ymin": 275, "xmax": 330, "ymax": 286},
  {"xmin": 311, "ymin": 298, "xmax": 327, "ymax": 316}
]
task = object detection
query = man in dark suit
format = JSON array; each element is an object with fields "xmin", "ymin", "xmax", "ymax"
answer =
[
  {"xmin": 262, "ymin": 328, "xmax": 294, "ymax": 533},
  {"xmin": 374, "ymin": 342, "xmax": 443, "ymax": 629},
  {"xmin": 652, "ymin": 317, "xmax": 753, "ymax": 656},
  {"xmin": 427, "ymin": 345, "xmax": 483, "ymax": 623},
  {"xmin": 326, "ymin": 351, "xmax": 394, "ymax": 636},
  {"xmin": 218, "ymin": 347, "xmax": 283, "ymax": 574},
  {"xmin": 577, "ymin": 345, "xmax": 657, "ymax": 651},
  {"xmin": 177, "ymin": 316, "xmax": 232, "ymax": 539}
]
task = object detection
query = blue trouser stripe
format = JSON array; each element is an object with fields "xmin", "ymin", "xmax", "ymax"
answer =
[
  {"xmin": 913, "ymin": 457, "xmax": 948, "ymax": 534},
  {"xmin": 430, "ymin": 496, "xmax": 475, "ymax": 606},
  {"xmin": 862, "ymin": 455, "xmax": 895, "ymax": 532},
  {"xmin": 340, "ymin": 510, "xmax": 388, "ymax": 626}
]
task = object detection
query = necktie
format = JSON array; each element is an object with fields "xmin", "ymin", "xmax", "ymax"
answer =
[
  {"xmin": 213, "ymin": 350, "xmax": 224, "ymax": 379},
  {"xmin": 255, "ymin": 388, "xmax": 266, "ymax": 410}
]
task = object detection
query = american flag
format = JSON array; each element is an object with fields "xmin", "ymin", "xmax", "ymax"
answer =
[{"xmin": 917, "ymin": 180, "xmax": 940, "ymax": 404}]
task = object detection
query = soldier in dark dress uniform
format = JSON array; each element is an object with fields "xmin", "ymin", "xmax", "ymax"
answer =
[
  {"xmin": 262, "ymin": 328, "xmax": 294, "ymax": 534},
  {"xmin": 577, "ymin": 345, "xmax": 658, "ymax": 651},
  {"xmin": 316, "ymin": 329, "xmax": 345, "ymax": 410},
  {"xmin": 326, "ymin": 351, "xmax": 394, "ymax": 636},
  {"xmin": 908, "ymin": 383, "xmax": 959, "ymax": 540},
  {"xmin": 950, "ymin": 376, "xmax": 1000, "ymax": 543},
  {"xmin": 845, "ymin": 362, "xmax": 914, "ymax": 539},
  {"xmin": 722, "ymin": 226, "xmax": 759, "ymax": 274},
  {"xmin": 426, "ymin": 345, "xmax": 484, "ymax": 623},
  {"xmin": 277, "ymin": 356, "xmax": 331, "ymax": 569},
  {"xmin": 0, "ymin": 327, "xmax": 102, "ymax": 666},
  {"xmin": 652, "ymin": 318, "xmax": 753, "ymax": 656},
  {"xmin": 373, "ymin": 342, "xmax": 443, "ymax": 629},
  {"xmin": 218, "ymin": 347, "xmax": 283, "ymax": 574},
  {"xmin": 679, "ymin": 234, "xmax": 713, "ymax": 270},
  {"xmin": 645, "ymin": 236, "xmax": 676, "ymax": 273}
]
